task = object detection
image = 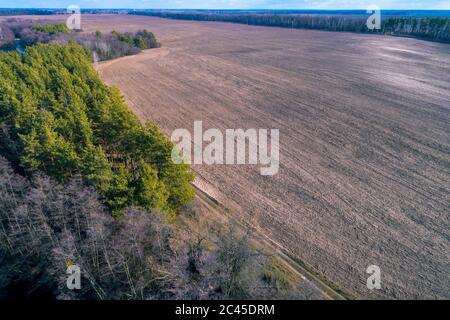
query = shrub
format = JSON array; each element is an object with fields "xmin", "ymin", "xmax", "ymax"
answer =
[{"xmin": 32, "ymin": 23, "xmax": 71, "ymax": 35}]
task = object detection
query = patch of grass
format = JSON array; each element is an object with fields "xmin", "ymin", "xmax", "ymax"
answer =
[{"xmin": 261, "ymin": 257, "xmax": 301, "ymax": 291}]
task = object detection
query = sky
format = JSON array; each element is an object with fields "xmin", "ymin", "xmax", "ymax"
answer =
[{"xmin": 0, "ymin": 0, "xmax": 449, "ymax": 10}]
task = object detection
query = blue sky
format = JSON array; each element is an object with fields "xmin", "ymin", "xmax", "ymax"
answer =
[{"xmin": 1, "ymin": 1, "xmax": 449, "ymax": 10}]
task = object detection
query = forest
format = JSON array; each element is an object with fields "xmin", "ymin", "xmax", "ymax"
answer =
[
  {"xmin": 0, "ymin": 9, "xmax": 54, "ymax": 16},
  {"xmin": 0, "ymin": 42, "xmax": 192, "ymax": 218},
  {"xmin": 130, "ymin": 11, "xmax": 450, "ymax": 42}
]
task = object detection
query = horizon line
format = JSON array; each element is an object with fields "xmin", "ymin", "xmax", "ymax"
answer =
[{"xmin": 1, "ymin": 8, "xmax": 450, "ymax": 11}]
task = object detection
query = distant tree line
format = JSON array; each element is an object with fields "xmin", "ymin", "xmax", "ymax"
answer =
[
  {"xmin": 1, "ymin": 20, "xmax": 161, "ymax": 60},
  {"xmin": 130, "ymin": 11, "xmax": 450, "ymax": 42},
  {"xmin": 382, "ymin": 16, "xmax": 450, "ymax": 41},
  {"xmin": 0, "ymin": 9, "xmax": 54, "ymax": 16},
  {"xmin": 0, "ymin": 9, "xmax": 130, "ymax": 16}
]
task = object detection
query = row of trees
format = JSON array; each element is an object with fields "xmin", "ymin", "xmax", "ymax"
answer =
[
  {"xmin": 0, "ymin": 9, "xmax": 54, "ymax": 16},
  {"xmin": 0, "ymin": 42, "xmax": 193, "ymax": 218},
  {"xmin": 0, "ymin": 9, "xmax": 129, "ymax": 16},
  {"xmin": 2, "ymin": 20, "xmax": 161, "ymax": 60},
  {"xmin": 131, "ymin": 11, "xmax": 450, "ymax": 42},
  {"xmin": 382, "ymin": 17, "xmax": 450, "ymax": 41},
  {"xmin": 0, "ymin": 157, "xmax": 320, "ymax": 299}
]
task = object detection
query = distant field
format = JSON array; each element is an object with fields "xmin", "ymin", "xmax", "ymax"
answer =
[{"xmin": 7, "ymin": 14, "xmax": 449, "ymax": 299}]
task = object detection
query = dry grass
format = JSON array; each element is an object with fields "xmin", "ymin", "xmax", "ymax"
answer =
[{"xmin": 6, "ymin": 14, "xmax": 449, "ymax": 299}]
